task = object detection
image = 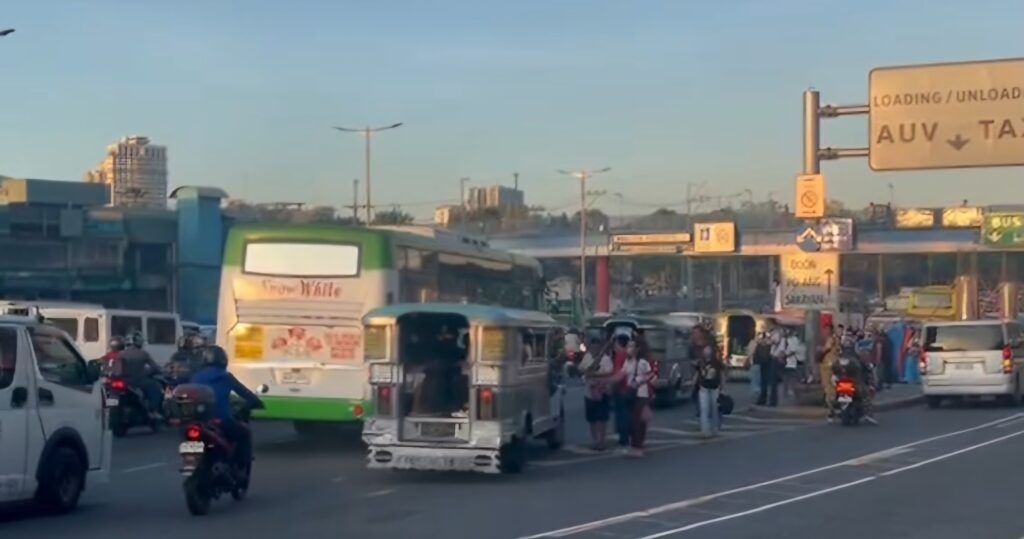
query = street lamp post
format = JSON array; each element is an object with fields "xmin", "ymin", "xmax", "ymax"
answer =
[
  {"xmin": 334, "ymin": 122, "xmax": 403, "ymax": 224},
  {"xmin": 557, "ymin": 167, "xmax": 611, "ymax": 316}
]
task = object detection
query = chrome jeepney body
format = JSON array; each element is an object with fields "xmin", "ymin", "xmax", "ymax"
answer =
[{"xmin": 361, "ymin": 303, "xmax": 566, "ymax": 474}]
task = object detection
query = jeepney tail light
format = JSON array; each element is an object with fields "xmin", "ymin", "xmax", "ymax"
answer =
[
  {"xmin": 186, "ymin": 425, "xmax": 202, "ymax": 442},
  {"xmin": 477, "ymin": 387, "xmax": 495, "ymax": 420},
  {"xmin": 1003, "ymin": 347, "xmax": 1013, "ymax": 374},
  {"xmin": 376, "ymin": 385, "xmax": 393, "ymax": 417}
]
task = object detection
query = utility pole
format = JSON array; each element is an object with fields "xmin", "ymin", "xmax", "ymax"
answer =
[
  {"xmin": 558, "ymin": 167, "xmax": 611, "ymax": 317},
  {"xmin": 333, "ymin": 122, "xmax": 403, "ymax": 224},
  {"xmin": 347, "ymin": 179, "xmax": 360, "ymax": 222},
  {"xmin": 513, "ymin": 172, "xmax": 519, "ymax": 191}
]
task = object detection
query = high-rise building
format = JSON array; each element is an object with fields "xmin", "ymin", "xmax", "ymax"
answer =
[
  {"xmin": 85, "ymin": 135, "xmax": 168, "ymax": 208},
  {"xmin": 465, "ymin": 185, "xmax": 525, "ymax": 214}
]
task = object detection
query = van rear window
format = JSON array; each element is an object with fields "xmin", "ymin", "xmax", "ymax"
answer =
[{"xmin": 924, "ymin": 325, "xmax": 1004, "ymax": 352}]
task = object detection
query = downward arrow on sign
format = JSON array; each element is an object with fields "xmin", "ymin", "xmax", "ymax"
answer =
[{"xmin": 947, "ymin": 134, "xmax": 970, "ymax": 150}]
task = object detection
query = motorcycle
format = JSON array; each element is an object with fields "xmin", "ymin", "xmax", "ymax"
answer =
[
  {"xmin": 833, "ymin": 377, "xmax": 863, "ymax": 426},
  {"xmin": 171, "ymin": 384, "xmax": 254, "ymax": 516},
  {"xmin": 105, "ymin": 377, "xmax": 161, "ymax": 437}
]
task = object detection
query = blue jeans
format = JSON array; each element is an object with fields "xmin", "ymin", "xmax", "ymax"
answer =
[
  {"xmin": 903, "ymin": 354, "xmax": 921, "ymax": 384},
  {"xmin": 698, "ymin": 387, "xmax": 721, "ymax": 436}
]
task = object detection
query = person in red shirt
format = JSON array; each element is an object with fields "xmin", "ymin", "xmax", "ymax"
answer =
[{"xmin": 605, "ymin": 333, "xmax": 632, "ymax": 449}]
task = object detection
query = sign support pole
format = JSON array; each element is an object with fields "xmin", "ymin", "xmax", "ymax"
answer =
[{"xmin": 802, "ymin": 89, "xmax": 822, "ymax": 369}]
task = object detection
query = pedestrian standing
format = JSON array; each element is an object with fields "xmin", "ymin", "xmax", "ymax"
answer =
[
  {"xmin": 744, "ymin": 334, "xmax": 761, "ymax": 403},
  {"xmin": 694, "ymin": 343, "xmax": 727, "ymax": 438},
  {"xmin": 903, "ymin": 333, "xmax": 922, "ymax": 384},
  {"xmin": 818, "ymin": 324, "xmax": 840, "ymax": 415},
  {"xmin": 606, "ymin": 334, "xmax": 632, "ymax": 449},
  {"xmin": 758, "ymin": 318, "xmax": 784, "ymax": 407},
  {"xmin": 623, "ymin": 340, "xmax": 654, "ymax": 457},
  {"xmin": 578, "ymin": 337, "xmax": 613, "ymax": 451},
  {"xmin": 689, "ymin": 326, "xmax": 711, "ymax": 417},
  {"xmin": 782, "ymin": 328, "xmax": 803, "ymax": 402}
]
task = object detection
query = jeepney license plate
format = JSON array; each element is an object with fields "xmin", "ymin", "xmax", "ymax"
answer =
[
  {"xmin": 400, "ymin": 455, "xmax": 456, "ymax": 469},
  {"xmin": 419, "ymin": 423, "xmax": 456, "ymax": 437},
  {"xmin": 955, "ymin": 363, "xmax": 977, "ymax": 371},
  {"xmin": 281, "ymin": 370, "xmax": 310, "ymax": 385},
  {"xmin": 837, "ymin": 396, "xmax": 852, "ymax": 404}
]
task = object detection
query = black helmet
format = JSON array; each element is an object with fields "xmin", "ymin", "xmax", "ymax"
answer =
[
  {"xmin": 202, "ymin": 345, "xmax": 229, "ymax": 369},
  {"xmin": 127, "ymin": 330, "xmax": 145, "ymax": 349},
  {"xmin": 108, "ymin": 335, "xmax": 126, "ymax": 352},
  {"xmin": 188, "ymin": 333, "xmax": 208, "ymax": 350}
]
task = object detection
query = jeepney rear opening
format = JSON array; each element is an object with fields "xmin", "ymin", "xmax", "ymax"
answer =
[{"xmin": 397, "ymin": 312, "xmax": 471, "ymax": 419}]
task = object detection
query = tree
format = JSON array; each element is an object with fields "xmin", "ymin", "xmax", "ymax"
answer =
[
  {"xmin": 570, "ymin": 209, "xmax": 610, "ymax": 232},
  {"xmin": 372, "ymin": 208, "xmax": 414, "ymax": 225}
]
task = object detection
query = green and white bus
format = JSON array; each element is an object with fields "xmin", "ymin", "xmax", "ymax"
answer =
[{"xmin": 217, "ymin": 224, "xmax": 544, "ymax": 430}]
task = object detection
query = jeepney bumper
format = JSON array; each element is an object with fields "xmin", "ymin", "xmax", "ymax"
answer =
[{"xmin": 366, "ymin": 444, "xmax": 502, "ymax": 474}]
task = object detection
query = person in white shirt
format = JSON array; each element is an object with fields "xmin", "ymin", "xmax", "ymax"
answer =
[
  {"xmin": 782, "ymin": 328, "xmax": 805, "ymax": 401},
  {"xmin": 622, "ymin": 340, "xmax": 654, "ymax": 457},
  {"xmin": 578, "ymin": 338, "xmax": 614, "ymax": 450}
]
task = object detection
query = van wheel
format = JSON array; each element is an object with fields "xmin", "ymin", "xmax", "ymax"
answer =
[
  {"xmin": 36, "ymin": 447, "xmax": 85, "ymax": 514},
  {"xmin": 499, "ymin": 438, "xmax": 526, "ymax": 474},
  {"xmin": 926, "ymin": 396, "xmax": 943, "ymax": 409},
  {"xmin": 545, "ymin": 408, "xmax": 566, "ymax": 450}
]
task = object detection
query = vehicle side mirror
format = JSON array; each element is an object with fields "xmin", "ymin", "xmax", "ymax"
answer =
[{"xmin": 86, "ymin": 360, "xmax": 102, "ymax": 384}]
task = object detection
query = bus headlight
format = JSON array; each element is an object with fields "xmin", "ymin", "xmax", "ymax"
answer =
[{"xmin": 369, "ymin": 364, "xmax": 395, "ymax": 384}]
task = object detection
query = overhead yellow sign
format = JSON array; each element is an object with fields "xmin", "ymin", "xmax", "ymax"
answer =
[
  {"xmin": 942, "ymin": 207, "xmax": 983, "ymax": 228},
  {"xmin": 895, "ymin": 208, "xmax": 935, "ymax": 229},
  {"xmin": 794, "ymin": 174, "xmax": 825, "ymax": 219},
  {"xmin": 611, "ymin": 233, "xmax": 691, "ymax": 244},
  {"xmin": 694, "ymin": 222, "xmax": 736, "ymax": 253}
]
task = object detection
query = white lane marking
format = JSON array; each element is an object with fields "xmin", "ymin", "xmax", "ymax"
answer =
[
  {"xmin": 331, "ymin": 475, "xmax": 347, "ymax": 483},
  {"xmin": 634, "ymin": 477, "xmax": 878, "ymax": 539},
  {"xmin": 847, "ymin": 447, "xmax": 914, "ymax": 466},
  {"xmin": 364, "ymin": 489, "xmax": 395, "ymax": 498},
  {"xmin": 880, "ymin": 429, "xmax": 1024, "ymax": 477},
  {"xmin": 720, "ymin": 414, "xmax": 817, "ymax": 425},
  {"xmin": 121, "ymin": 462, "xmax": 166, "ymax": 473},
  {"xmin": 649, "ymin": 427, "xmax": 702, "ymax": 437},
  {"xmin": 517, "ymin": 413, "xmax": 1024, "ymax": 539},
  {"xmin": 636, "ymin": 429, "xmax": 1024, "ymax": 539},
  {"xmin": 995, "ymin": 416, "xmax": 1024, "ymax": 429}
]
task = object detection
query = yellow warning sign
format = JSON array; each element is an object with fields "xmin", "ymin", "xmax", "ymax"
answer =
[{"xmin": 795, "ymin": 174, "xmax": 825, "ymax": 219}]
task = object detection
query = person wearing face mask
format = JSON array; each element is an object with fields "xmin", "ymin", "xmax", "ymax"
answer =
[{"xmin": 605, "ymin": 334, "xmax": 633, "ymax": 449}]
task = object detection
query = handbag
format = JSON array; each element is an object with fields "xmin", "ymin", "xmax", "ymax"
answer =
[{"xmin": 718, "ymin": 393, "xmax": 734, "ymax": 415}]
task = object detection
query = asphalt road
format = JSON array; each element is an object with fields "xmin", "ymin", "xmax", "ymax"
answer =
[{"xmin": 4, "ymin": 384, "xmax": 1022, "ymax": 539}]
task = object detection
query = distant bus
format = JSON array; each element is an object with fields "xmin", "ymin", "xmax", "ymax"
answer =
[{"xmin": 218, "ymin": 224, "xmax": 544, "ymax": 431}]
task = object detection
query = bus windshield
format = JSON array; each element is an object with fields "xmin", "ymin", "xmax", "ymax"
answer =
[{"xmin": 244, "ymin": 242, "xmax": 360, "ymax": 277}]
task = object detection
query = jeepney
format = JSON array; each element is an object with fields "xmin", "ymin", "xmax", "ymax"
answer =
[
  {"xmin": 584, "ymin": 313, "xmax": 695, "ymax": 405},
  {"xmin": 361, "ymin": 304, "xmax": 566, "ymax": 474}
]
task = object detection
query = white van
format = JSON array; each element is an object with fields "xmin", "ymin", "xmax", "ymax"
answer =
[
  {"xmin": 921, "ymin": 319, "xmax": 1024, "ymax": 408},
  {"xmin": 0, "ymin": 302, "xmax": 182, "ymax": 364},
  {"xmin": 0, "ymin": 315, "xmax": 111, "ymax": 512}
]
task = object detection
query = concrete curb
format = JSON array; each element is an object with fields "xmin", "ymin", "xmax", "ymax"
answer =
[{"xmin": 746, "ymin": 394, "xmax": 924, "ymax": 419}]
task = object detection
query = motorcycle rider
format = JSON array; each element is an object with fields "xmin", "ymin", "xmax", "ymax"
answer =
[
  {"xmin": 118, "ymin": 330, "xmax": 165, "ymax": 419},
  {"xmin": 831, "ymin": 332, "xmax": 878, "ymax": 425},
  {"xmin": 100, "ymin": 335, "xmax": 127, "ymax": 374},
  {"xmin": 168, "ymin": 333, "xmax": 207, "ymax": 386},
  {"xmin": 190, "ymin": 345, "xmax": 264, "ymax": 476}
]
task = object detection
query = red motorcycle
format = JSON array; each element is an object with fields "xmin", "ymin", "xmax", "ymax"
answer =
[{"xmin": 833, "ymin": 377, "xmax": 863, "ymax": 426}]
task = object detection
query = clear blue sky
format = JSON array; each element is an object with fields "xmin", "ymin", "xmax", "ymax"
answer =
[{"xmin": 1, "ymin": 0, "xmax": 1022, "ymax": 218}]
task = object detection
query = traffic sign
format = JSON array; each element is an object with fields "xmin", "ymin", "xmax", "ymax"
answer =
[
  {"xmin": 870, "ymin": 58, "xmax": 1024, "ymax": 171},
  {"xmin": 794, "ymin": 174, "xmax": 825, "ymax": 219},
  {"xmin": 780, "ymin": 252, "xmax": 839, "ymax": 310},
  {"xmin": 942, "ymin": 207, "xmax": 983, "ymax": 228},
  {"xmin": 794, "ymin": 218, "xmax": 854, "ymax": 253},
  {"xmin": 611, "ymin": 233, "xmax": 692, "ymax": 245},
  {"xmin": 982, "ymin": 213, "xmax": 1024, "ymax": 247},
  {"xmin": 895, "ymin": 208, "xmax": 935, "ymax": 229},
  {"xmin": 694, "ymin": 222, "xmax": 736, "ymax": 253}
]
